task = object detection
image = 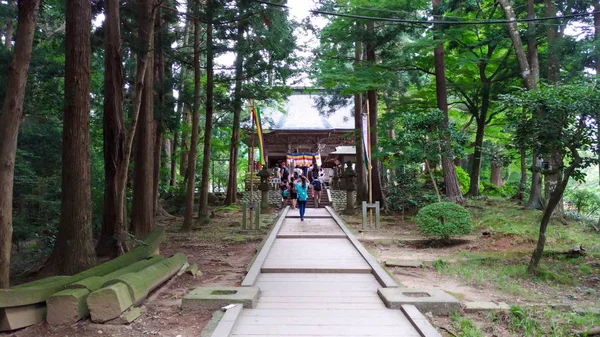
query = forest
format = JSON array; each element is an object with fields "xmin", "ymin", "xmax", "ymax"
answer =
[{"xmin": 0, "ymin": 0, "xmax": 599, "ymax": 334}]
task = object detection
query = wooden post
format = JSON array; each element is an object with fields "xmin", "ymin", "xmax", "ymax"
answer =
[
  {"xmin": 242, "ymin": 203, "xmax": 247, "ymax": 229},
  {"xmin": 362, "ymin": 201, "xmax": 367, "ymax": 230},
  {"xmin": 375, "ymin": 201, "xmax": 380, "ymax": 229},
  {"xmin": 254, "ymin": 202, "xmax": 260, "ymax": 230}
]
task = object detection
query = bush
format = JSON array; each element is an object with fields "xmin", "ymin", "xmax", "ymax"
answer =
[
  {"xmin": 416, "ymin": 202, "xmax": 473, "ymax": 239},
  {"xmin": 455, "ymin": 166, "xmax": 471, "ymax": 195}
]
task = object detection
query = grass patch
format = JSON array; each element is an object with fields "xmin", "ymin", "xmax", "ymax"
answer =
[
  {"xmin": 450, "ymin": 313, "xmax": 485, "ymax": 337},
  {"xmin": 434, "ymin": 252, "xmax": 594, "ymax": 300},
  {"xmin": 466, "ymin": 198, "xmax": 600, "ymax": 253}
]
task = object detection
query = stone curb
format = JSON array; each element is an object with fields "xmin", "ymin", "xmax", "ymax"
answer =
[
  {"xmin": 401, "ymin": 304, "xmax": 442, "ymax": 337},
  {"xmin": 208, "ymin": 304, "xmax": 243, "ymax": 337}
]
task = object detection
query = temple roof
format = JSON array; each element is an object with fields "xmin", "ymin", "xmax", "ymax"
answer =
[{"xmin": 260, "ymin": 92, "xmax": 355, "ymax": 131}]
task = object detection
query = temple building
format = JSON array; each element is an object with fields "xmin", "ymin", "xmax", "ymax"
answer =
[{"xmin": 244, "ymin": 88, "xmax": 356, "ymax": 171}]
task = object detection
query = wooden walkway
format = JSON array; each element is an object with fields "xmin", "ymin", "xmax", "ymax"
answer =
[{"xmin": 227, "ymin": 207, "xmax": 439, "ymax": 337}]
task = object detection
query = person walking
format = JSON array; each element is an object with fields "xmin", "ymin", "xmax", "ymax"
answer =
[
  {"xmin": 295, "ymin": 175, "xmax": 312, "ymax": 221},
  {"xmin": 281, "ymin": 162, "xmax": 289, "ymax": 182},
  {"xmin": 310, "ymin": 164, "xmax": 322, "ymax": 207},
  {"xmin": 279, "ymin": 180, "xmax": 289, "ymax": 207},
  {"xmin": 289, "ymin": 178, "xmax": 298, "ymax": 209}
]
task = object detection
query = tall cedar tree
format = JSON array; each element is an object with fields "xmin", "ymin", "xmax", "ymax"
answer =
[
  {"xmin": 224, "ymin": 1, "xmax": 246, "ymax": 205},
  {"xmin": 182, "ymin": 10, "xmax": 201, "ymax": 231},
  {"xmin": 432, "ymin": 0, "xmax": 463, "ymax": 202},
  {"xmin": 46, "ymin": 0, "xmax": 97, "ymax": 273},
  {"xmin": 354, "ymin": 26, "xmax": 367, "ymax": 203},
  {"xmin": 498, "ymin": 0, "xmax": 541, "ymax": 208},
  {"xmin": 152, "ymin": 7, "xmax": 165, "ymax": 214},
  {"xmin": 99, "ymin": 0, "xmax": 126, "ymax": 257},
  {"xmin": 198, "ymin": 0, "xmax": 214, "ymax": 221},
  {"xmin": 0, "ymin": 0, "xmax": 40, "ymax": 287},
  {"xmin": 178, "ymin": 18, "xmax": 192, "ymax": 182},
  {"xmin": 131, "ymin": 0, "xmax": 156, "ymax": 236},
  {"xmin": 365, "ymin": 22, "xmax": 386, "ymax": 205}
]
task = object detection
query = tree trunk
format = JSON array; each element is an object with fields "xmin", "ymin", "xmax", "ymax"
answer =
[
  {"xmin": 170, "ymin": 130, "xmax": 178, "ymax": 187},
  {"xmin": 110, "ymin": 4, "xmax": 155, "ymax": 254},
  {"xmin": 0, "ymin": 0, "xmax": 39, "ymax": 288},
  {"xmin": 528, "ymin": 161, "xmax": 577, "ymax": 275},
  {"xmin": 513, "ymin": 146, "xmax": 527, "ymax": 200},
  {"xmin": 433, "ymin": 0, "xmax": 463, "ymax": 203},
  {"xmin": 498, "ymin": 0, "xmax": 535, "ymax": 90},
  {"xmin": 131, "ymin": 0, "xmax": 155, "ymax": 237},
  {"xmin": 178, "ymin": 19, "xmax": 191, "ymax": 182},
  {"xmin": 198, "ymin": 0, "xmax": 214, "ymax": 220},
  {"xmin": 98, "ymin": 0, "xmax": 126, "ymax": 257},
  {"xmin": 224, "ymin": 6, "xmax": 245, "ymax": 205},
  {"xmin": 4, "ymin": 0, "xmax": 15, "ymax": 49},
  {"xmin": 46, "ymin": 0, "xmax": 96, "ymax": 274},
  {"xmin": 366, "ymin": 22, "xmax": 386, "ymax": 207},
  {"xmin": 467, "ymin": 70, "xmax": 491, "ymax": 197},
  {"xmin": 180, "ymin": 107, "xmax": 191, "ymax": 180},
  {"xmin": 354, "ymin": 26, "xmax": 367, "ymax": 204},
  {"xmin": 153, "ymin": 12, "xmax": 164, "ymax": 214},
  {"xmin": 543, "ymin": 0, "xmax": 563, "ymax": 215},
  {"xmin": 181, "ymin": 14, "xmax": 201, "ymax": 231},
  {"xmin": 526, "ymin": 156, "xmax": 544, "ymax": 209},
  {"xmin": 467, "ymin": 117, "xmax": 485, "ymax": 196},
  {"xmin": 490, "ymin": 163, "xmax": 503, "ymax": 187}
]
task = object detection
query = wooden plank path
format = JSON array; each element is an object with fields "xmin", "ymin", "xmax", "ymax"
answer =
[{"xmin": 228, "ymin": 207, "xmax": 439, "ymax": 337}]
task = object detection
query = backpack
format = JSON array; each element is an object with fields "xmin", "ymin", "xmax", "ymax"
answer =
[
  {"xmin": 312, "ymin": 179, "xmax": 322, "ymax": 191},
  {"xmin": 282, "ymin": 166, "xmax": 289, "ymax": 178},
  {"xmin": 296, "ymin": 183, "xmax": 308, "ymax": 201},
  {"xmin": 293, "ymin": 170, "xmax": 299, "ymax": 179}
]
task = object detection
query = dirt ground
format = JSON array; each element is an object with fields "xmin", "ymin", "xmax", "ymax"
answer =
[{"xmin": 3, "ymin": 210, "xmax": 272, "ymax": 337}]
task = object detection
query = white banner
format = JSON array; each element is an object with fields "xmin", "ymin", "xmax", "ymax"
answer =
[{"xmin": 362, "ymin": 113, "xmax": 370, "ymax": 169}]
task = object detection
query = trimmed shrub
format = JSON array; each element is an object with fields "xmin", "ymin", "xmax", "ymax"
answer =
[{"xmin": 416, "ymin": 202, "xmax": 473, "ymax": 239}]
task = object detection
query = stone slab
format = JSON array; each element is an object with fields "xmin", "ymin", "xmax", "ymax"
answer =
[
  {"xmin": 182, "ymin": 287, "xmax": 260, "ymax": 310},
  {"xmin": 378, "ymin": 288, "xmax": 460, "ymax": 316},
  {"xmin": 463, "ymin": 301, "xmax": 510, "ymax": 312},
  {"xmin": 0, "ymin": 303, "xmax": 46, "ymax": 331},
  {"xmin": 385, "ymin": 259, "xmax": 424, "ymax": 268}
]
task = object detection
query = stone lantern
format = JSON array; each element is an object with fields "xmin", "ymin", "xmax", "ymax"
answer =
[
  {"xmin": 257, "ymin": 166, "xmax": 270, "ymax": 211},
  {"xmin": 341, "ymin": 161, "xmax": 356, "ymax": 214},
  {"xmin": 331, "ymin": 165, "xmax": 341, "ymax": 190}
]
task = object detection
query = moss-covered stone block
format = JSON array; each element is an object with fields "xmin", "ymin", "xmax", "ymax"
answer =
[
  {"xmin": 46, "ymin": 288, "xmax": 89, "ymax": 326},
  {"xmin": 87, "ymin": 283, "xmax": 134, "ymax": 323}
]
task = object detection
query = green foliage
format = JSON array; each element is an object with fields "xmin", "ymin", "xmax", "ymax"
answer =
[
  {"xmin": 416, "ymin": 202, "xmax": 473, "ymax": 239},
  {"xmin": 455, "ymin": 166, "xmax": 470, "ymax": 195},
  {"xmin": 565, "ymin": 188, "xmax": 600, "ymax": 216},
  {"xmin": 450, "ymin": 313, "xmax": 485, "ymax": 337},
  {"xmin": 509, "ymin": 306, "xmax": 543, "ymax": 336}
]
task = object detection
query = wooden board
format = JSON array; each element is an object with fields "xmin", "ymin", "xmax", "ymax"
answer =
[
  {"xmin": 261, "ymin": 239, "xmax": 370, "ymax": 273},
  {"xmin": 285, "ymin": 208, "xmax": 331, "ymax": 218},
  {"xmin": 278, "ymin": 218, "xmax": 344, "ymax": 238}
]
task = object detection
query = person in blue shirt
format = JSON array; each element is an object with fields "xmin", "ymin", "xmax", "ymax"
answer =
[{"xmin": 294, "ymin": 175, "xmax": 312, "ymax": 221}]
